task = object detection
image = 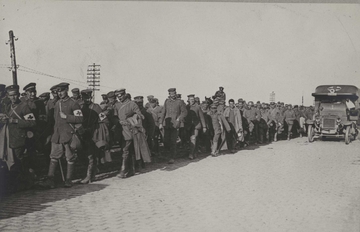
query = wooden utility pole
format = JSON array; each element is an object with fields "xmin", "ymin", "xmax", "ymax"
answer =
[
  {"xmin": 87, "ymin": 63, "xmax": 100, "ymax": 102},
  {"xmin": 7, "ymin": 30, "xmax": 18, "ymax": 85}
]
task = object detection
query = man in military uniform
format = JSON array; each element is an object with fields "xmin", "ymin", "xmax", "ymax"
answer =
[
  {"xmin": 145, "ymin": 95, "xmax": 154, "ymax": 109},
  {"xmin": 23, "ymin": 83, "xmax": 47, "ymax": 175},
  {"xmin": 71, "ymin": 88, "xmax": 84, "ymax": 109},
  {"xmin": 213, "ymin": 86, "xmax": 226, "ymax": 113},
  {"xmin": 284, "ymin": 104, "xmax": 296, "ymax": 140},
  {"xmin": 39, "ymin": 92, "xmax": 50, "ymax": 106},
  {"xmin": 103, "ymin": 91, "xmax": 121, "ymax": 146},
  {"xmin": 100, "ymin": 94, "xmax": 108, "ymax": 109},
  {"xmin": 19, "ymin": 92, "xmax": 26, "ymax": 102},
  {"xmin": 176, "ymin": 93, "xmax": 188, "ymax": 149},
  {"xmin": 259, "ymin": 103, "xmax": 270, "ymax": 143},
  {"xmin": 114, "ymin": 89, "xmax": 144, "ymax": 178},
  {"xmin": 0, "ymin": 85, "xmax": 36, "ymax": 191},
  {"xmin": 243, "ymin": 101, "xmax": 261, "ymax": 144},
  {"xmin": 199, "ymin": 100, "xmax": 212, "ymax": 153},
  {"xmin": 159, "ymin": 88, "xmax": 187, "ymax": 164},
  {"xmin": 223, "ymin": 99, "xmax": 243, "ymax": 152},
  {"xmin": 147, "ymin": 98, "xmax": 163, "ymax": 156},
  {"xmin": 40, "ymin": 83, "xmax": 83, "ymax": 188},
  {"xmin": 80, "ymin": 89, "xmax": 109, "ymax": 184},
  {"xmin": 207, "ymin": 104, "xmax": 231, "ymax": 156},
  {"xmin": 194, "ymin": 97, "xmax": 200, "ymax": 106},
  {"xmin": 134, "ymin": 96, "xmax": 155, "ymax": 148},
  {"xmin": 185, "ymin": 94, "xmax": 207, "ymax": 159},
  {"xmin": 0, "ymin": 84, "xmax": 10, "ymax": 114}
]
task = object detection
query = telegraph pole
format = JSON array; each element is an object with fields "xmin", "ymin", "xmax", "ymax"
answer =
[
  {"xmin": 87, "ymin": 63, "xmax": 100, "ymax": 102},
  {"xmin": 7, "ymin": 30, "xmax": 18, "ymax": 85}
]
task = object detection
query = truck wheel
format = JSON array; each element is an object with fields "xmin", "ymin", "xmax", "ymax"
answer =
[
  {"xmin": 345, "ymin": 126, "xmax": 350, "ymax": 145},
  {"xmin": 308, "ymin": 125, "xmax": 314, "ymax": 143}
]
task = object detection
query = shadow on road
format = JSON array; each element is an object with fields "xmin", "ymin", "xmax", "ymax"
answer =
[{"xmin": 0, "ymin": 183, "xmax": 107, "ymax": 220}]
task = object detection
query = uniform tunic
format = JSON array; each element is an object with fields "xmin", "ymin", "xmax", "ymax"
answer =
[
  {"xmin": 51, "ymin": 96, "xmax": 83, "ymax": 144},
  {"xmin": 160, "ymin": 98, "xmax": 187, "ymax": 129},
  {"xmin": 185, "ymin": 103, "xmax": 206, "ymax": 130},
  {"xmin": 5, "ymin": 101, "xmax": 36, "ymax": 148}
]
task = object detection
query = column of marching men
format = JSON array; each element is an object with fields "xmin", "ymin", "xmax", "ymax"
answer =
[{"xmin": 0, "ymin": 83, "xmax": 317, "ymax": 192}]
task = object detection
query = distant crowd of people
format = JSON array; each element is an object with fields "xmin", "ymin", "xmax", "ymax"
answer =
[{"xmin": 0, "ymin": 83, "xmax": 316, "ymax": 193}]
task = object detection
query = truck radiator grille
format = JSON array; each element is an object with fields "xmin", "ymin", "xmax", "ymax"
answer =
[{"xmin": 322, "ymin": 118, "xmax": 335, "ymax": 129}]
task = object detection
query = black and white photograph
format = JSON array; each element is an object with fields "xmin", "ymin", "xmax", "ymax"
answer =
[{"xmin": 0, "ymin": 0, "xmax": 359, "ymax": 231}]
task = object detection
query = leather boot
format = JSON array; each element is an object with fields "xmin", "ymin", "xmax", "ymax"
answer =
[
  {"xmin": 39, "ymin": 160, "xmax": 57, "ymax": 189},
  {"xmin": 64, "ymin": 163, "xmax": 75, "ymax": 188},
  {"xmin": 81, "ymin": 156, "xmax": 94, "ymax": 184},
  {"xmin": 211, "ymin": 142, "xmax": 218, "ymax": 157},
  {"xmin": 189, "ymin": 135, "xmax": 196, "ymax": 159},
  {"xmin": 118, "ymin": 154, "xmax": 129, "ymax": 178}
]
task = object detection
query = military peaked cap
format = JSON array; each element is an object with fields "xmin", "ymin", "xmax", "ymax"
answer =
[
  {"xmin": 57, "ymin": 83, "xmax": 70, "ymax": 90},
  {"xmin": 114, "ymin": 88, "xmax": 126, "ymax": 96},
  {"xmin": 168, "ymin": 88, "xmax": 176, "ymax": 92},
  {"xmin": 50, "ymin": 84, "xmax": 58, "ymax": 91},
  {"xmin": 39, "ymin": 92, "xmax": 50, "ymax": 98},
  {"xmin": 147, "ymin": 95, "xmax": 154, "ymax": 99},
  {"xmin": 134, "ymin": 96, "xmax": 144, "ymax": 100},
  {"xmin": 81, "ymin": 89, "xmax": 92, "ymax": 96},
  {"xmin": 107, "ymin": 91, "xmax": 115, "ymax": 98},
  {"xmin": 6, "ymin": 85, "xmax": 20, "ymax": 95},
  {"xmin": 71, "ymin": 88, "xmax": 80, "ymax": 93},
  {"xmin": 23, "ymin": 82, "xmax": 36, "ymax": 91},
  {"xmin": 187, "ymin": 94, "xmax": 195, "ymax": 98}
]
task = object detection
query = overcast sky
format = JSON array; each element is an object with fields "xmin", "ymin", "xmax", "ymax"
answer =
[{"xmin": 0, "ymin": 1, "xmax": 359, "ymax": 105}]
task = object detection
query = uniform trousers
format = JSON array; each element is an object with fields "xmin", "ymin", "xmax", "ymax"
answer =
[
  {"xmin": 164, "ymin": 127, "xmax": 178, "ymax": 159},
  {"xmin": 50, "ymin": 142, "xmax": 77, "ymax": 163}
]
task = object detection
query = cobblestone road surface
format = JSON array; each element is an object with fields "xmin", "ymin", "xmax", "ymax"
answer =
[{"xmin": 1, "ymin": 138, "xmax": 360, "ymax": 232}]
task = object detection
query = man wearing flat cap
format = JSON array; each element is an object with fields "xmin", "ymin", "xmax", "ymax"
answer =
[
  {"xmin": 0, "ymin": 85, "xmax": 36, "ymax": 192},
  {"xmin": 40, "ymin": 82, "xmax": 83, "ymax": 188},
  {"xmin": 185, "ymin": 94, "xmax": 207, "ymax": 159},
  {"xmin": 79, "ymin": 89, "xmax": 110, "ymax": 184},
  {"xmin": 159, "ymin": 88, "xmax": 187, "ymax": 164},
  {"xmin": 113, "ymin": 88, "xmax": 144, "ymax": 178},
  {"xmin": 71, "ymin": 88, "xmax": 84, "ymax": 109},
  {"xmin": 213, "ymin": 86, "xmax": 226, "ymax": 113}
]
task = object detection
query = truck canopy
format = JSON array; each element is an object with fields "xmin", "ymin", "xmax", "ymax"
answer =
[{"xmin": 312, "ymin": 85, "xmax": 359, "ymax": 109}]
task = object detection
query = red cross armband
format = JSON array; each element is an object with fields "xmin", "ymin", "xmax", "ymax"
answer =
[{"xmin": 73, "ymin": 109, "xmax": 83, "ymax": 116}]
